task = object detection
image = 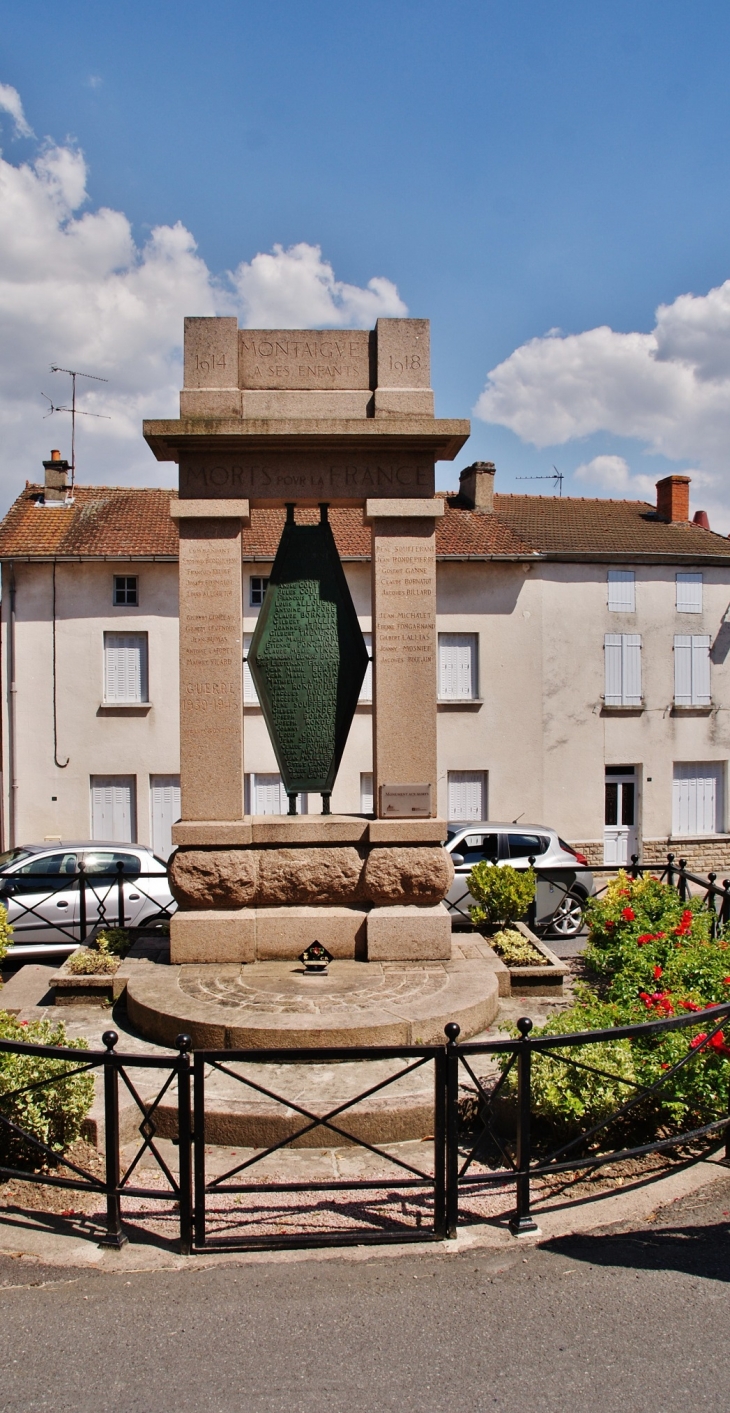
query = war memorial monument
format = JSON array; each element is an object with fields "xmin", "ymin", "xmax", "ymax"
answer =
[{"xmin": 125, "ymin": 316, "xmax": 502, "ymax": 1054}]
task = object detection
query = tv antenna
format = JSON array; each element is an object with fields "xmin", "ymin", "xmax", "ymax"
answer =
[
  {"xmin": 42, "ymin": 366, "xmax": 110, "ymax": 488},
  {"xmin": 516, "ymin": 465, "xmax": 564, "ymax": 496}
]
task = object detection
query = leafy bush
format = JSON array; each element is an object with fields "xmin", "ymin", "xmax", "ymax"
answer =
[
  {"xmin": 468, "ymin": 863, "xmax": 535, "ymax": 929},
  {"xmin": 0, "ymin": 907, "xmax": 13, "ymax": 971},
  {"xmin": 489, "ymin": 927, "xmax": 549, "ymax": 968},
  {"xmin": 500, "ymin": 871, "xmax": 730, "ymax": 1143},
  {"xmin": 67, "ymin": 938, "xmax": 120, "ymax": 975},
  {"xmin": 0, "ymin": 1011, "xmax": 95, "ymax": 1166},
  {"xmin": 94, "ymin": 928, "xmax": 131, "ymax": 957}
]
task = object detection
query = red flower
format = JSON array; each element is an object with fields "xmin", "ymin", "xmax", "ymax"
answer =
[
  {"xmin": 661, "ymin": 1062, "xmax": 670, "ymax": 1070},
  {"xmin": 674, "ymin": 909, "xmax": 694, "ymax": 938},
  {"xmin": 723, "ymin": 978, "xmax": 730, "ymax": 985},
  {"xmin": 653, "ymin": 965, "xmax": 663, "ymax": 980},
  {"xmin": 19, "ymin": 1020, "xmax": 28, "ymax": 1027},
  {"xmin": 621, "ymin": 907, "xmax": 636, "ymax": 922},
  {"xmin": 680, "ymin": 999, "xmax": 702, "ymax": 1012},
  {"xmin": 606, "ymin": 920, "xmax": 615, "ymax": 929},
  {"xmin": 690, "ymin": 1033, "xmax": 707, "ymax": 1049},
  {"xmin": 637, "ymin": 933, "xmax": 653, "ymax": 945},
  {"xmin": 708, "ymin": 1032, "xmax": 730, "ymax": 1058}
]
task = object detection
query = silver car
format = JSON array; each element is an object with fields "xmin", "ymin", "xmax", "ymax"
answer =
[
  {"xmin": 444, "ymin": 823, "xmax": 594, "ymax": 939},
  {"xmin": 0, "ymin": 842, "xmax": 176, "ymax": 957}
]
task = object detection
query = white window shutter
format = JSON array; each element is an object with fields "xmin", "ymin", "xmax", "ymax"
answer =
[
  {"xmin": 243, "ymin": 634, "xmax": 258, "ymax": 704},
  {"xmin": 439, "ymin": 634, "xmax": 475, "ymax": 700},
  {"xmin": 604, "ymin": 635, "xmax": 623, "ymax": 705},
  {"xmin": 608, "ymin": 570, "xmax": 635, "ymax": 612},
  {"xmin": 676, "ymin": 573, "xmax": 703, "ymax": 613},
  {"xmin": 438, "ymin": 636, "xmax": 459, "ymax": 699},
  {"xmin": 104, "ymin": 634, "xmax": 147, "ymax": 703},
  {"xmin": 623, "ymin": 635, "xmax": 642, "ymax": 705},
  {"xmin": 674, "ymin": 635, "xmax": 693, "ymax": 705},
  {"xmin": 673, "ymin": 762, "xmax": 723, "ymax": 834},
  {"xmin": 252, "ymin": 774, "xmax": 286, "ymax": 814},
  {"xmin": 90, "ymin": 776, "xmax": 136, "ymax": 842},
  {"xmin": 360, "ymin": 773, "xmax": 374, "ymax": 813},
  {"xmin": 359, "ymin": 633, "xmax": 372, "ymax": 702},
  {"xmin": 692, "ymin": 635, "xmax": 711, "ymax": 705},
  {"xmin": 447, "ymin": 770, "xmax": 485, "ymax": 821}
]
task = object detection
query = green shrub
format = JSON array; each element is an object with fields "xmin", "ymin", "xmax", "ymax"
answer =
[
  {"xmin": 468, "ymin": 862, "xmax": 535, "ymax": 929},
  {"xmin": 67, "ymin": 938, "xmax": 120, "ymax": 975},
  {"xmin": 0, "ymin": 1011, "xmax": 95, "ymax": 1167},
  {"xmin": 0, "ymin": 907, "xmax": 13, "ymax": 972},
  {"xmin": 500, "ymin": 871, "xmax": 730, "ymax": 1144},
  {"xmin": 489, "ymin": 927, "xmax": 549, "ymax": 968},
  {"xmin": 94, "ymin": 928, "xmax": 132, "ymax": 957}
]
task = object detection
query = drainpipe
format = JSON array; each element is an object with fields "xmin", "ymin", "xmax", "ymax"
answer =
[
  {"xmin": 52, "ymin": 560, "xmax": 69, "ymax": 770},
  {"xmin": 8, "ymin": 566, "xmax": 16, "ymax": 848}
]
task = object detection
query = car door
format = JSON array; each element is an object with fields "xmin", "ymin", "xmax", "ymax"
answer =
[
  {"xmin": 1, "ymin": 851, "xmax": 81, "ymax": 944},
  {"xmin": 81, "ymin": 850, "xmax": 147, "ymax": 932},
  {"xmin": 507, "ymin": 831, "xmax": 576, "ymax": 926},
  {"xmin": 446, "ymin": 832, "xmax": 502, "ymax": 923}
]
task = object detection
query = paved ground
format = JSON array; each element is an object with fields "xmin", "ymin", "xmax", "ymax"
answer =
[{"xmin": 0, "ymin": 1166, "xmax": 729, "ymax": 1412}]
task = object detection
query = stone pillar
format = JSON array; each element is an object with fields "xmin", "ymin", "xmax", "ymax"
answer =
[
  {"xmin": 366, "ymin": 498, "xmax": 444, "ymax": 818},
  {"xmin": 172, "ymin": 501, "xmax": 249, "ymax": 822}
]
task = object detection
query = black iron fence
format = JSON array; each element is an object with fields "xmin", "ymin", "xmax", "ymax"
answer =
[
  {"xmin": 1, "ymin": 1006, "xmax": 729, "ymax": 1253},
  {"xmin": 0, "ymin": 864, "xmax": 175, "ymax": 949}
]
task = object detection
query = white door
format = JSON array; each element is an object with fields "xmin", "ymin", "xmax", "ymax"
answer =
[
  {"xmin": 90, "ymin": 776, "xmax": 137, "ymax": 843},
  {"xmin": 604, "ymin": 768, "xmax": 638, "ymax": 865},
  {"xmin": 250, "ymin": 773, "xmax": 288, "ymax": 815},
  {"xmin": 150, "ymin": 775, "xmax": 181, "ymax": 860}
]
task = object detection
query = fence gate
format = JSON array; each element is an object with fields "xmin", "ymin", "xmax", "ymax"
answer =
[{"xmin": 191, "ymin": 1044, "xmax": 447, "ymax": 1250}]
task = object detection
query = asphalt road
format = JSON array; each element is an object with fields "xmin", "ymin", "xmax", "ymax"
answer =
[{"xmin": 0, "ymin": 1174, "xmax": 729, "ymax": 1413}]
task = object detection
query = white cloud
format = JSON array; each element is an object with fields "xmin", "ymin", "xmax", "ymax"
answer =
[
  {"xmin": 0, "ymin": 92, "xmax": 406, "ymax": 505},
  {"xmin": 574, "ymin": 455, "xmax": 657, "ymax": 498},
  {"xmin": 475, "ymin": 279, "xmax": 730, "ymax": 489},
  {"xmin": 0, "ymin": 83, "xmax": 34, "ymax": 139},
  {"xmin": 230, "ymin": 241, "xmax": 407, "ymax": 327}
]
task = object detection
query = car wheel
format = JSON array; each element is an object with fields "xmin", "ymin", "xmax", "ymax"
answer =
[{"xmin": 547, "ymin": 889, "xmax": 586, "ymax": 940}]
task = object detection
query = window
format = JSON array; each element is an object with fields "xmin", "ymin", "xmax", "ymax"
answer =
[
  {"xmin": 150, "ymin": 775, "xmax": 181, "ymax": 860},
  {"xmin": 104, "ymin": 633, "xmax": 148, "ymax": 704},
  {"xmin": 438, "ymin": 633, "xmax": 478, "ymax": 701},
  {"xmin": 83, "ymin": 850, "xmax": 141, "ymax": 877},
  {"xmin": 607, "ymin": 570, "xmax": 635, "ymax": 612},
  {"xmin": 359, "ymin": 633, "xmax": 372, "ymax": 703},
  {"xmin": 672, "ymin": 762, "xmax": 724, "ymax": 836},
  {"xmin": 245, "ymin": 773, "xmax": 288, "ymax": 815},
  {"xmin": 604, "ymin": 634, "xmax": 642, "ymax": 706},
  {"xmin": 113, "ymin": 575, "xmax": 138, "ymax": 606},
  {"xmin": 458, "ymin": 833, "xmax": 499, "ymax": 864},
  {"xmin": 90, "ymin": 776, "xmax": 137, "ymax": 842},
  {"xmin": 674, "ymin": 635, "xmax": 711, "ymax": 706},
  {"xmin": 250, "ymin": 576, "xmax": 269, "ymax": 607},
  {"xmin": 676, "ymin": 573, "xmax": 703, "ymax": 614},
  {"xmin": 243, "ymin": 635, "xmax": 258, "ymax": 704},
  {"xmin": 508, "ymin": 833, "xmax": 549, "ymax": 858},
  {"xmin": 447, "ymin": 770, "xmax": 487, "ymax": 821},
  {"xmin": 360, "ymin": 772, "xmax": 374, "ymax": 814}
]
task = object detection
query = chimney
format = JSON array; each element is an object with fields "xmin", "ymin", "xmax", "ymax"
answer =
[
  {"xmin": 656, "ymin": 474, "xmax": 690, "ymax": 523},
  {"xmin": 459, "ymin": 461, "xmax": 496, "ymax": 513},
  {"xmin": 42, "ymin": 449, "xmax": 70, "ymax": 503},
  {"xmin": 693, "ymin": 509, "xmax": 710, "ymax": 530}
]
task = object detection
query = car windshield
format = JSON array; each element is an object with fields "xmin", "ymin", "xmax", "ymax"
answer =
[{"xmin": 0, "ymin": 848, "xmax": 34, "ymax": 870}]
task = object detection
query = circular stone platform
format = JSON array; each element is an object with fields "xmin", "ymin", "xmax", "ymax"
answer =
[{"xmin": 125, "ymin": 957, "xmax": 499, "ymax": 1052}]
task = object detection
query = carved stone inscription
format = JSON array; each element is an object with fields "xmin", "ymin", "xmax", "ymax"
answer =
[
  {"xmin": 178, "ymin": 520, "xmax": 243, "ymax": 820},
  {"xmin": 372, "ymin": 521, "xmax": 437, "ymax": 816},
  {"xmin": 179, "ymin": 450, "xmax": 435, "ymax": 501},
  {"xmin": 239, "ymin": 330, "xmax": 370, "ymax": 389}
]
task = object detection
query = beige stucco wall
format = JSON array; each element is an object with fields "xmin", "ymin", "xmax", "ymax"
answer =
[{"xmin": 4, "ymin": 552, "xmax": 730, "ymax": 863}]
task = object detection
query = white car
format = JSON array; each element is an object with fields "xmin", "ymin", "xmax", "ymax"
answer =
[
  {"xmin": 444, "ymin": 822, "xmax": 594, "ymax": 939},
  {"xmin": 0, "ymin": 842, "xmax": 175, "ymax": 957}
]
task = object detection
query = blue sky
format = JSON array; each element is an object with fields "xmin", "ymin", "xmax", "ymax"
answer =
[{"xmin": 2, "ymin": 1, "xmax": 730, "ymax": 521}]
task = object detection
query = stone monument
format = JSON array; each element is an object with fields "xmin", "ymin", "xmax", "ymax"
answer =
[{"xmin": 128, "ymin": 317, "xmax": 501, "ymax": 1051}]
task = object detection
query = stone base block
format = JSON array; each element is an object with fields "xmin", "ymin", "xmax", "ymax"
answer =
[
  {"xmin": 366, "ymin": 903, "xmax": 452, "ymax": 960},
  {"xmin": 255, "ymin": 907, "xmax": 367, "ymax": 960},
  {"xmin": 170, "ymin": 910, "xmax": 256, "ymax": 964}
]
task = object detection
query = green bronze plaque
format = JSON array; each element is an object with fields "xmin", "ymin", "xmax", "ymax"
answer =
[{"xmin": 248, "ymin": 505, "xmax": 369, "ymax": 802}]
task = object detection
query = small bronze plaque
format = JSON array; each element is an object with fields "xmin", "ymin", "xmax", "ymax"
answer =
[{"xmin": 379, "ymin": 784, "xmax": 432, "ymax": 818}]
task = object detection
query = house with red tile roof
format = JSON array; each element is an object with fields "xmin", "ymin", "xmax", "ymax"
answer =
[{"xmin": 2, "ymin": 455, "xmax": 730, "ymax": 876}]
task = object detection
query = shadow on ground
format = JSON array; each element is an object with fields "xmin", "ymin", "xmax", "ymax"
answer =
[{"xmin": 543, "ymin": 1218, "xmax": 730, "ymax": 1282}]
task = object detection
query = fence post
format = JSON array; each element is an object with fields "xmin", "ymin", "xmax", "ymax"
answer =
[
  {"xmin": 78, "ymin": 860, "xmax": 87, "ymax": 944},
  {"xmin": 679, "ymin": 860, "xmax": 689, "ymax": 903},
  {"xmin": 116, "ymin": 861, "xmax": 125, "ymax": 930},
  {"xmin": 708, "ymin": 873, "xmax": 718, "ymax": 939},
  {"xmin": 193, "ymin": 1051, "xmax": 206, "ymax": 1250},
  {"xmin": 509, "ymin": 1017, "xmax": 539, "ymax": 1236},
  {"xmin": 722, "ymin": 881, "xmax": 730, "ymax": 933},
  {"xmin": 527, "ymin": 856, "xmax": 537, "ymax": 932},
  {"xmin": 630, "ymin": 854, "xmax": 640, "ymax": 880},
  {"xmin": 667, "ymin": 853, "xmax": 675, "ymax": 889},
  {"xmin": 98, "ymin": 1030, "xmax": 127, "ymax": 1248},
  {"xmin": 433, "ymin": 1045, "xmax": 447, "ymax": 1238},
  {"xmin": 176, "ymin": 1034, "xmax": 193, "ymax": 1255},
  {"xmin": 444, "ymin": 1022, "xmax": 460, "ymax": 1239}
]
